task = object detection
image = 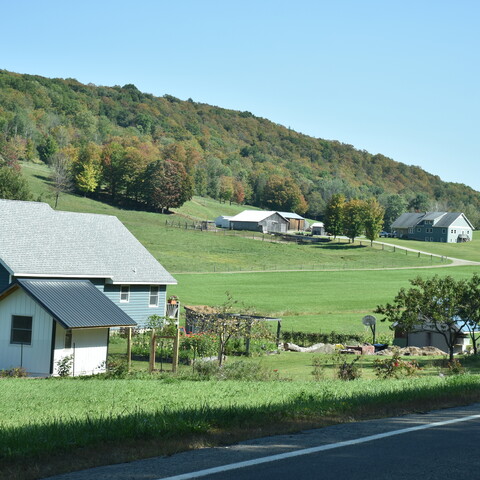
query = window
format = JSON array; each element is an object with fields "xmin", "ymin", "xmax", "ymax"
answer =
[
  {"xmin": 149, "ymin": 286, "xmax": 159, "ymax": 307},
  {"xmin": 442, "ymin": 229, "xmax": 446, "ymax": 234},
  {"xmin": 120, "ymin": 285, "xmax": 130, "ymax": 303},
  {"xmin": 426, "ymin": 228, "xmax": 433, "ymax": 233},
  {"xmin": 65, "ymin": 329, "xmax": 72, "ymax": 349},
  {"xmin": 10, "ymin": 315, "xmax": 32, "ymax": 345},
  {"xmin": 417, "ymin": 228, "xmax": 421, "ymax": 232}
]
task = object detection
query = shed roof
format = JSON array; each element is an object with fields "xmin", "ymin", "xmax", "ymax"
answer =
[
  {"xmin": 0, "ymin": 200, "xmax": 176, "ymax": 285},
  {"xmin": 1, "ymin": 279, "xmax": 136, "ymax": 329},
  {"xmin": 276, "ymin": 211, "xmax": 305, "ymax": 220},
  {"xmin": 229, "ymin": 210, "xmax": 287, "ymax": 223}
]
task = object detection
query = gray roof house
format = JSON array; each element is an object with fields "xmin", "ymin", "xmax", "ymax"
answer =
[
  {"xmin": 0, "ymin": 200, "xmax": 176, "ymax": 376},
  {"xmin": 391, "ymin": 211, "xmax": 474, "ymax": 243},
  {"xmin": 228, "ymin": 210, "xmax": 289, "ymax": 234}
]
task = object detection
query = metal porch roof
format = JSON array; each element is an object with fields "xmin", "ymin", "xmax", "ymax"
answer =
[{"xmin": 9, "ymin": 279, "xmax": 137, "ymax": 329}]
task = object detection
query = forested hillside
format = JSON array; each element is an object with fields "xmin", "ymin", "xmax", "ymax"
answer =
[{"xmin": 1, "ymin": 69, "xmax": 479, "ymax": 226}]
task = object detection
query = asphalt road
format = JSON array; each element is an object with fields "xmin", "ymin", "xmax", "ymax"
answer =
[{"xmin": 44, "ymin": 404, "xmax": 480, "ymax": 480}]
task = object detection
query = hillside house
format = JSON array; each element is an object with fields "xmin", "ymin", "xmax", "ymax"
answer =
[
  {"xmin": 391, "ymin": 212, "xmax": 474, "ymax": 243},
  {"xmin": 228, "ymin": 210, "xmax": 289, "ymax": 234},
  {"xmin": 0, "ymin": 200, "xmax": 176, "ymax": 376}
]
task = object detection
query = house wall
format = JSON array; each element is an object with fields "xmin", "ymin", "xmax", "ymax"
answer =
[
  {"xmin": 52, "ymin": 323, "xmax": 108, "ymax": 376},
  {"xmin": 401, "ymin": 331, "xmax": 469, "ymax": 354},
  {"xmin": 0, "ymin": 263, "xmax": 10, "ymax": 291},
  {"xmin": 230, "ymin": 221, "xmax": 263, "ymax": 232},
  {"xmin": 101, "ymin": 283, "xmax": 167, "ymax": 328},
  {"xmin": 0, "ymin": 288, "xmax": 53, "ymax": 375}
]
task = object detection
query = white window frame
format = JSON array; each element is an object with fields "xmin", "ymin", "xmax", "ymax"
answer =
[
  {"xmin": 120, "ymin": 285, "xmax": 130, "ymax": 303},
  {"xmin": 149, "ymin": 286, "xmax": 159, "ymax": 307}
]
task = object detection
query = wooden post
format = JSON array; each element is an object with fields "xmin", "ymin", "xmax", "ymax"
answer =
[
  {"xmin": 172, "ymin": 327, "xmax": 180, "ymax": 373},
  {"xmin": 149, "ymin": 330, "xmax": 156, "ymax": 373},
  {"xmin": 127, "ymin": 327, "xmax": 132, "ymax": 372}
]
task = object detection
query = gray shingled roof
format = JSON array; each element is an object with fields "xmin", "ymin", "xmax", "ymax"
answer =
[
  {"xmin": 3, "ymin": 279, "xmax": 136, "ymax": 328},
  {"xmin": 0, "ymin": 200, "xmax": 176, "ymax": 284},
  {"xmin": 390, "ymin": 212, "xmax": 425, "ymax": 229}
]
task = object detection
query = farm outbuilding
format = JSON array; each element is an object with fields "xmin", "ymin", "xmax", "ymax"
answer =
[
  {"xmin": 310, "ymin": 222, "xmax": 325, "ymax": 236},
  {"xmin": 277, "ymin": 212, "xmax": 308, "ymax": 231},
  {"xmin": 214, "ymin": 215, "xmax": 232, "ymax": 228},
  {"xmin": 228, "ymin": 210, "xmax": 288, "ymax": 234}
]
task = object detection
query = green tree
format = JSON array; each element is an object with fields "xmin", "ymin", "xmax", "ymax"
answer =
[
  {"xmin": 0, "ymin": 164, "xmax": 32, "ymax": 200},
  {"xmin": 381, "ymin": 194, "xmax": 408, "ymax": 231},
  {"xmin": 101, "ymin": 142, "xmax": 127, "ymax": 201},
  {"xmin": 408, "ymin": 192, "xmax": 430, "ymax": 212},
  {"xmin": 324, "ymin": 194, "xmax": 345, "ymax": 239},
  {"xmin": 37, "ymin": 136, "xmax": 58, "ymax": 164},
  {"xmin": 458, "ymin": 274, "xmax": 480, "ymax": 355},
  {"xmin": 343, "ymin": 199, "xmax": 365, "ymax": 242},
  {"xmin": 376, "ymin": 275, "xmax": 465, "ymax": 361},
  {"xmin": 363, "ymin": 198, "xmax": 385, "ymax": 245}
]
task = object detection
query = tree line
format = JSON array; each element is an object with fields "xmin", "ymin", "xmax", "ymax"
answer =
[{"xmin": 0, "ymin": 70, "xmax": 479, "ymax": 225}]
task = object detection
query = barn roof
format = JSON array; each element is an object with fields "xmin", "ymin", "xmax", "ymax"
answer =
[
  {"xmin": 229, "ymin": 210, "xmax": 288, "ymax": 223},
  {"xmin": 0, "ymin": 200, "xmax": 176, "ymax": 285},
  {"xmin": 0, "ymin": 279, "xmax": 136, "ymax": 329}
]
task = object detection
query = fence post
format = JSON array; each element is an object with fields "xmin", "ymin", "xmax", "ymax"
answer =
[
  {"xmin": 172, "ymin": 327, "xmax": 180, "ymax": 373},
  {"xmin": 149, "ymin": 330, "xmax": 156, "ymax": 373},
  {"xmin": 127, "ymin": 327, "xmax": 132, "ymax": 373}
]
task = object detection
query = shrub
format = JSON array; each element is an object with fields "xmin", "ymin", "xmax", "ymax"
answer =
[
  {"xmin": 56, "ymin": 354, "xmax": 73, "ymax": 377},
  {"xmin": 282, "ymin": 330, "xmax": 363, "ymax": 347},
  {"xmin": 311, "ymin": 355, "xmax": 326, "ymax": 381},
  {"xmin": 447, "ymin": 359, "xmax": 466, "ymax": 375},
  {"xmin": 336, "ymin": 355, "xmax": 362, "ymax": 381},
  {"xmin": 0, "ymin": 367, "xmax": 27, "ymax": 378},
  {"xmin": 374, "ymin": 351, "xmax": 421, "ymax": 379}
]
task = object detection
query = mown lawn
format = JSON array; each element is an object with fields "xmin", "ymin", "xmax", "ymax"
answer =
[
  {"xmin": 169, "ymin": 266, "xmax": 480, "ymax": 333},
  {"xmin": 380, "ymin": 236, "xmax": 480, "ymax": 262}
]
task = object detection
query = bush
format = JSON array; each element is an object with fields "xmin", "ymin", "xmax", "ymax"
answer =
[
  {"xmin": 336, "ymin": 355, "xmax": 362, "ymax": 381},
  {"xmin": 447, "ymin": 359, "xmax": 466, "ymax": 375},
  {"xmin": 282, "ymin": 330, "xmax": 363, "ymax": 347},
  {"xmin": 311, "ymin": 355, "xmax": 326, "ymax": 380},
  {"xmin": 0, "ymin": 367, "xmax": 27, "ymax": 378},
  {"xmin": 374, "ymin": 351, "xmax": 421, "ymax": 379},
  {"xmin": 56, "ymin": 355, "xmax": 73, "ymax": 377}
]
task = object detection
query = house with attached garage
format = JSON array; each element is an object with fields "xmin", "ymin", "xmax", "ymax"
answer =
[
  {"xmin": 391, "ymin": 211, "xmax": 474, "ymax": 243},
  {"xmin": 0, "ymin": 200, "xmax": 176, "ymax": 376}
]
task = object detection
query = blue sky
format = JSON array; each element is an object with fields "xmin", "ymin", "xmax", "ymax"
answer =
[{"xmin": 3, "ymin": 0, "xmax": 479, "ymax": 191}]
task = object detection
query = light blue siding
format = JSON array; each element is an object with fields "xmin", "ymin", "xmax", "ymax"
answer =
[
  {"xmin": 0, "ymin": 264, "xmax": 10, "ymax": 291},
  {"xmin": 102, "ymin": 284, "xmax": 167, "ymax": 327}
]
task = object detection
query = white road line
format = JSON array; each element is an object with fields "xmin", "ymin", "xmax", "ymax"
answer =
[{"xmin": 157, "ymin": 414, "xmax": 480, "ymax": 480}]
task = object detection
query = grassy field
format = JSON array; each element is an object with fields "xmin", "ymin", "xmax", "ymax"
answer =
[
  {"xmin": 22, "ymin": 162, "xmax": 455, "ymax": 274},
  {"xmin": 169, "ymin": 265, "xmax": 480, "ymax": 333},
  {"xmin": 380, "ymin": 236, "xmax": 480, "ymax": 262}
]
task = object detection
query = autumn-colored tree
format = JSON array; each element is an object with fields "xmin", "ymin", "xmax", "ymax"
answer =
[
  {"xmin": 343, "ymin": 198, "xmax": 365, "ymax": 242},
  {"xmin": 263, "ymin": 175, "xmax": 308, "ymax": 214},
  {"xmin": 324, "ymin": 193, "xmax": 345, "ymax": 239},
  {"xmin": 143, "ymin": 159, "xmax": 193, "ymax": 212},
  {"xmin": 101, "ymin": 141, "xmax": 127, "ymax": 200},
  {"xmin": 363, "ymin": 198, "xmax": 385, "ymax": 245},
  {"xmin": 233, "ymin": 179, "xmax": 245, "ymax": 204}
]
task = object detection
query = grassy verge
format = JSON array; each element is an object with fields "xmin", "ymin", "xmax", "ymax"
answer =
[{"xmin": 2, "ymin": 373, "xmax": 480, "ymax": 479}]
